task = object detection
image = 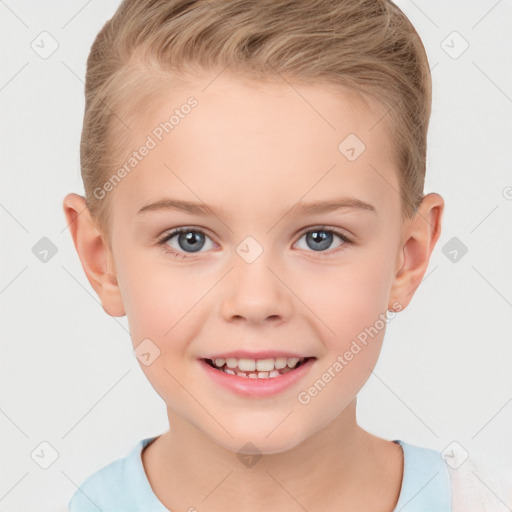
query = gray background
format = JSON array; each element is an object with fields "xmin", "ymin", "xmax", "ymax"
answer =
[{"xmin": 1, "ymin": 0, "xmax": 511, "ymax": 510}]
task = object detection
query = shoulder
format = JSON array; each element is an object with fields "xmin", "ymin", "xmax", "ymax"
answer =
[
  {"xmin": 446, "ymin": 450, "xmax": 512, "ymax": 512},
  {"xmin": 392, "ymin": 439, "xmax": 452, "ymax": 511},
  {"xmin": 68, "ymin": 453, "xmax": 131, "ymax": 512},
  {"xmin": 394, "ymin": 439, "xmax": 512, "ymax": 512},
  {"xmin": 68, "ymin": 437, "xmax": 155, "ymax": 512}
]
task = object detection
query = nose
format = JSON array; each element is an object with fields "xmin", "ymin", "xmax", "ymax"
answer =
[{"xmin": 219, "ymin": 252, "xmax": 293, "ymax": 326}]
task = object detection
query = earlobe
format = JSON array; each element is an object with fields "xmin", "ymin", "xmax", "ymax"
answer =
[
  {"xmin": 389, "ymin": 193, "xmax": 444, "ymax": 310},
  {"xmin": 62, "ymin": 193, "xmax": 126, "ymax": 317}
]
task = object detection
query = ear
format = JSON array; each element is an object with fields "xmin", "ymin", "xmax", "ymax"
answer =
[
  {"xmin": 62, "ymin": 193, "xmax": 126, "ymax": 317},
  {"xmin": 388, "ymin": 193, "xmax": 444, "ymax": 311}
]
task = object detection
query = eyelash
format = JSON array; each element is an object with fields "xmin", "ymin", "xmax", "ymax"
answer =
[{"xmin": 156, "ymin": 226, "xmax": 353, "ymax": 260}]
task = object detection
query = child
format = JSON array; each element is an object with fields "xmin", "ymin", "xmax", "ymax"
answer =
[{"xmin": 62, "ymin": 0, "xmax": 511, "ymax": 510}]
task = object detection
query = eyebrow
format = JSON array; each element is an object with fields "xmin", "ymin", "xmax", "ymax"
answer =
[{"xmin": 136, "ymin": 196, "xmax": 377, "ymax": 217}]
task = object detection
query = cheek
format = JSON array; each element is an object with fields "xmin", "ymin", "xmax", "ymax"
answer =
[
  {"xmin": 294, "ymin": 261, "xmax": 393, "ymax": 423},
  {"xmin": 115, "ymin": 255, "xmax": 183, "ymax": 344},
  {"xmin": 306, "ymin": 256, "xmax": 392, "ymax": 339},
  {"xmin": 116, "ymin": 258, "xmax": 198, "ymax": 401},
  {"xmin": 117, "ymin": 256, "xmax": 211, "ymax": 371}
]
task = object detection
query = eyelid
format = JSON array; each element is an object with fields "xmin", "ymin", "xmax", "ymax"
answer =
[
  {"xmin": 156, "ymin": 226, "xmax": 215, "ymax": 245},
  {"xmin": 156, "ymin": 226, "xmax": 216, "ymax": 256},
  {"xmin": 156, "ymin": 224, "xmax": 353, "ymax": 259},
  {"xmin": 157, "ymin": 225, "xmax": 352, "ymax": 244},
  {"xmin": 296, "ymin": 224, "xmax": 353, "ymax": 242}
]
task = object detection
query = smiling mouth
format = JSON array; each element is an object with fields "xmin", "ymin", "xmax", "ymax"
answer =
[{"xmin": 202, "ymin": 356, "xmax": 315, "ymax": 379}]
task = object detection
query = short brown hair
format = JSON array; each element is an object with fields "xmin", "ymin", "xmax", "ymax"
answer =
[{"xmin": 81, "ymin": 0, "xmax": 432, "ymax": 244}]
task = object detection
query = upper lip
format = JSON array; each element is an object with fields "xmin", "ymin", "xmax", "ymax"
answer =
[{"xmin": 201, "ymin": 351, "xmax": 315, "ymax": 360}]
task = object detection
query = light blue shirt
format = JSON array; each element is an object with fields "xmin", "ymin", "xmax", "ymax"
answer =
[{"xmin": 68, "ymin": 437, "xmax": 452, "ymax": 511}]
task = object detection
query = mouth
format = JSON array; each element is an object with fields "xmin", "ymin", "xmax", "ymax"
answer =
[{"xmin": 201, "ymin": 356, "xmax": 315, "ymax": 379}]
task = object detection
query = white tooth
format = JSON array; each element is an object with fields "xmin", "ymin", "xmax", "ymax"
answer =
[
  {"xmin": 226, "ymin": 358, "xmax": 238, "ymax": 368},
  {"xmin": 269, "ymin": 370, "xmax": 280, "ymax": 378},
  {"xmin": 287, "ymin": 357, "xmax": 300, "ymax": 368},
  {"xmin": 274, "ymin": 357, "xmax": 287, "ymax": 369},
  {"xmin": 258, "ymin": 371, "xmax": 269, "ymax": 378},
  {"xmin": 238, "ymin": 358, "xmax": 256, "ymax": 371},
  {"xmin": 214, "ymin": 358, "xmax": 226, "ymax": 367},
  {"xmin": 256, "ymin": 358, "xmax": 274, "ymax": 371},
  {"xmin": 224, "ymin": 368, "xmax": 236, "ymax": 375},
  {"xmin": 248, "ymin": 373, "xmax": 258, "ymax": 379}
]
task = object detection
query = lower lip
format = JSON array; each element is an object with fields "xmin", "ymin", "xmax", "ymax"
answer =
[{"xmin": 199, "ymin": 358, "xmax": 316, "ymax": 398}]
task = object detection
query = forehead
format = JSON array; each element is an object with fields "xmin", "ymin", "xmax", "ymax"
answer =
[{"xmin": 110, "ymin": 73, "xmax": 400, "ymax": 222}]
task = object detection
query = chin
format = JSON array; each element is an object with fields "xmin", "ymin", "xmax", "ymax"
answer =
[{"xmin": 204, "ymin": 419, "xmax": 309, "ymax": 456}]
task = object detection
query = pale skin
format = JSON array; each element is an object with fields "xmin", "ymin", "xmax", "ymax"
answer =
[{"xmin": 63, "ymin": 72, "xmax": 444, "ymax": 511}]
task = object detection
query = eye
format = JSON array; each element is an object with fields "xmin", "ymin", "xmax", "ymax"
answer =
[
  {"xmin": 157, "ymin": 227, "xmax": 215, "ymax": 258},
  {"xmin": 157, "ymin": 226, "xmax": 352, "ymax": 259},
  {"xmin": 294, "ymin": 226, "xmax": 351, "ymax": 255}
]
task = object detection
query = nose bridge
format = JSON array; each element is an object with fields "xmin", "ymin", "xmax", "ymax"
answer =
[
  {"xmin": 234, "ymin": 233, "xmax": 280, "ymax": 296},
  {"xmin": 220, "ymin": 234, "xmax": 291, "ymax": 323}
]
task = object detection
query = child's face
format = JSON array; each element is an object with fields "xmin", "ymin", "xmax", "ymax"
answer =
[{"xmin": 89, "ymin": 73, "xmax": 440, "ymax": 453}]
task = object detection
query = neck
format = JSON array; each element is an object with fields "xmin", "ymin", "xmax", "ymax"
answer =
[{"xmin": 142, "ymin": 400, "xmax": 403, "ymax": 512}]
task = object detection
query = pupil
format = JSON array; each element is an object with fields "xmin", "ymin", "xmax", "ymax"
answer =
[
  {"xmin": 308, "ymin": 230, "xmax": 332, "ymax": 251},
  {"xmin": 179, "ymin": 231, "xmax": 204, "ymax": 252}
]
